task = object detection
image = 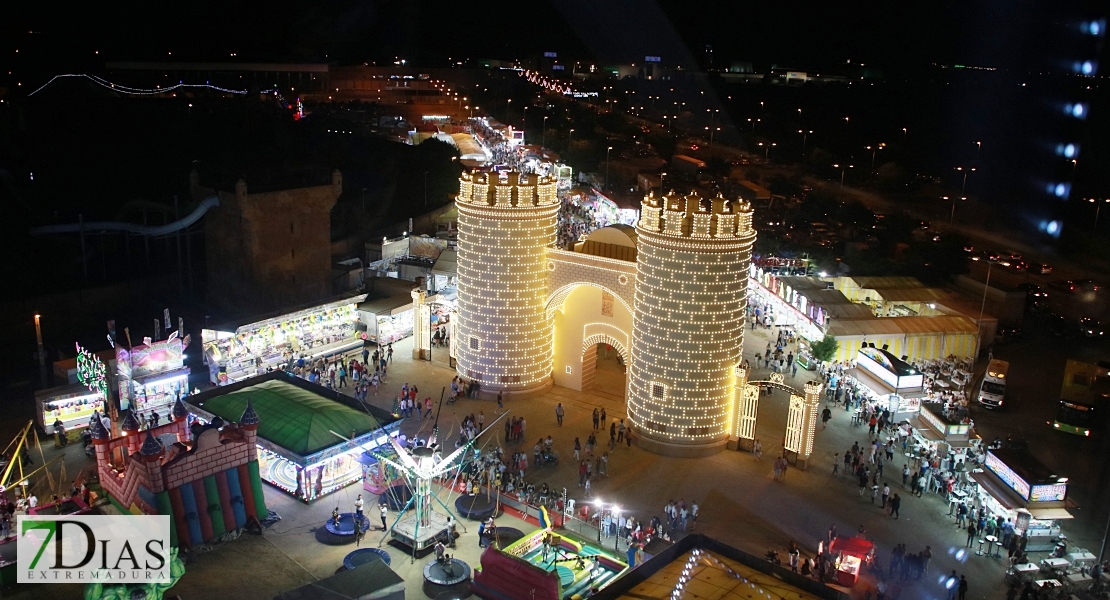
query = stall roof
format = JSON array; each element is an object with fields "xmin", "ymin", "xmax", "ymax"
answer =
[
  {"xmin": 1025, "ymin": 507, "xmax": 1074, "ymax": 520},
  {"xmin": 208, "ymin": 293, "xmax": 367, "ymax": 334},
  {"xmin": 851, "ymin": 277, "xmax": 925, "ymax": 290},
  {"xmin": 824, "ymin": 304, "xmax": 876, "ymax": 319},
  {"xmin": 358, "ymin": 293, "xmax": 414, "ymax": 316},
  {"xmin": 798, "ymin": 289, "xmax": 854, "ymax": 305},
  {"xmin": 827, "ymin": 318, "xmax": 904, "ymax": 337},
  {"xmin": 191, "ymin": 376, "xmax": 393, "ymax": 457},
  {"xmin": 870, "ymin": 287, "xmax": 952, "ymax": 303},
  {"xmin": 431, "ymin": 249, "xmax": 457, "ymax": 276},
  {"xmin": 777, "ymin": 276, "xmax": 829, "ymax": 291},
  {"xmin": 895, "ymin": 315, "xmax": 978, "ymax": 335},
  {"xmin": 970, "ymin": 471, "xmax": 1024, "ymax": 511},
  {"xmin": 989, "ymin": 449, "xmax": 1067, "ymax": 486}
]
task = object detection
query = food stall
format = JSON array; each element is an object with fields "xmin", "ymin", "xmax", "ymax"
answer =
[
  {"xmin": 358, "ymin": 294, "xmax": 416, "ymax": 345},
  {"xmin": 917, "ymin": 404, "xmax": 972, "ymax": 445},
  {"xmin": 971, "ymin": 449, "xmax": 1073, "ymax": 552},
  {"xmin": 116, "ymin": 336, "xmax": 190, "ymax": 414},
  {"xmin": 35, "ymin": 384, "xmax": 106, "ymax": 435},
  {"xmin": 829, "ymin": 537, "xmax": 875, "ymax": 586},
  {"xmin": 202, "ymin": 294, "xmax": 367, "ymax": 384},
  {"xmin": 855, "ymin": 345, "xmax": 924, "ymax": 394}
]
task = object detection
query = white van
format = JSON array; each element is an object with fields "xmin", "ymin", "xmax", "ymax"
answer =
[{"xmin": 978, "ymin": 359, "xmax": 1009, "ymax": 409}]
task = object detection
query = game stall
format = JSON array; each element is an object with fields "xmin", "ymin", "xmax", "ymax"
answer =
[
  {"xmin": 970, "ymin": 449, "xmax": 1073, "ymax": 552},
  {"xmin": 35, "ymin": 384, "xmax": 106, "ymax": 435},
  {"xmin": 116, "ymin": 335, "xmax": 190, "ymax": 415},
  {"xmin": 358, "ymin": 294, "xmax": 416, "ymax": 345},
  {"xmin": 473, "ymin": 527, "xmax": 628, "ymax": 600},
  {"xmin": 202, "ymin": 294, "xmax": 367, "ymax": 384}
]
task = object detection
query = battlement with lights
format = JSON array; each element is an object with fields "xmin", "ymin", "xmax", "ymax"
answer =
[
  {"xmin": 457, "ymin": 171, "xmax": 559, "ymax": 208},
  {"xmin": 638, "ymin": 190, "xmax": 754, "ymax": 239}
]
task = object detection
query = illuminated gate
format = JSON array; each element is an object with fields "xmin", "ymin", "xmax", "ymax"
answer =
[{"xmin": 730, "ymin": 368, "xmax": 823, "ymax": 469}]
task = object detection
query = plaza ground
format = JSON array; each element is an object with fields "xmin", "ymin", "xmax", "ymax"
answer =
[{"xmin": 6, "ymin": 330, "xmax": 1097, "ymax": 600}]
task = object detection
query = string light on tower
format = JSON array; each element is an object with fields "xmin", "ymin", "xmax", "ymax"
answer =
[
  {"xmin": 454, "ymin": 171, "xmax": 560, "ymax": 395},
  {"xmin": 627, "ymin": 190, "xmax": 757, "ymax": 456}
]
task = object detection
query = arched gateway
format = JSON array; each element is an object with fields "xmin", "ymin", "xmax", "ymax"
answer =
[{"xmin": 731, "ymin": 368, "xmax": 824, "ymax": 469}]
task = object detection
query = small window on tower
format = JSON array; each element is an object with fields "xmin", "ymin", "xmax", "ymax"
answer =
[
  {"xmin": 651, "ymin": 383, "xmax": 666, "ymax": 400},
  {"xmin": 470, "ymin": 337, "xmax": 480, "ymax": 350}
]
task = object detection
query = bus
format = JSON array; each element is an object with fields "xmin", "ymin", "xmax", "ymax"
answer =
[
  {"xmin": 1055, "ymin": 360, "xmax": 1110, "ymax": 436},
  {"xmin": 977, "ymin": 359, "xmax": 1009, "ymax": 409}
]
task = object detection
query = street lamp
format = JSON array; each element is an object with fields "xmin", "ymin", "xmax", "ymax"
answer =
[
  {"xmin": 1090, "ymin": 198, "xmax": 1110, "ymax": 235},
  {"xmin": 542, "ymin": 115, "xmax": 549, "ymax": 148},
  {"xmin": 976, "ymin": 140, "xmax": 982, "ymax": 159},
  {"xmin": 748, "ymin": 117, "xmax": 760, "ymax": 132},
  {"xmin": 569, "ymin": 128, "xmax": 574, "ymax": 145},
  {"xmin": 974, "ymin": 259, "xmax": 999, "ymax": 360},
  {"xmin": 798, "ymin": 130, "xmax": 813, "ymax": 157},
  {"xmin": 833, "ymin": 163, "xmax": 853, "ymax": 200},
  {"xmin": 705, "ymin": 126, "xmax": 720, "ymax": 145},
  {"xmin": 659, "ymin": 172, "xmax": 667, "ymax": 196},
  {"xmin": 866, "ymin": 144, "xmax": 885, "ymax": 179},
  {"xmin": 942, "ymin": 195, "xmax": 967, "ymax": 224},
  {"xmin": 605, "ymin": 146, "xmax": 613, "ymax": 191},
  {"xmin": 956, "ymin": 166, "xmax": 977, "ymax": 194},
  {"xmin": 758, "ymin": 141, "xmax": 776, "ymax": 162}
]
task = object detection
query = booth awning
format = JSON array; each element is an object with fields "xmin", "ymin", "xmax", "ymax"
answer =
[
  {"xmin": 1026, "ymin": 507, "xmax": 1074, "ymax": 520},
  {"xmin": 358, "ymin": 294, "xmax": 413, "ymax": 317},
  {"xmin": 971, "ymin": 471, "xmax": 1025, "ymax": 511},
  {"xmin": 431, "ymin": 249, "xmax": 457, "ymax": 276}
]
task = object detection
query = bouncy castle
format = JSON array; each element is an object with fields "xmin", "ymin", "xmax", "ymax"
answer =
[{"xmin": 90, "ymin": 397, "xmax": 267, "ymax": 548}]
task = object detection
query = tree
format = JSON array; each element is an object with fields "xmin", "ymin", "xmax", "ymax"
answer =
[{"xmin": 811, "ymin": 335, "xmax": 839, "ymax": 363}]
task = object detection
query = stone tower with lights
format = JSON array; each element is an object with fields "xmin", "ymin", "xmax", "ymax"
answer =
[
  {"xmin": 454, "ymin": 171, "xmax": 560, "ymax": 396},
  {"xmin": 627, "ymin": 191, "xmax": 757, "ymax": 456}
]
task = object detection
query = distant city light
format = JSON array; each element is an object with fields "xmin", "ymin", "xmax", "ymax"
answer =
[
  {"xmin": 1055, "ymin": 143, "xmax": 1079, "ymax": 159},
  {"xmin": 1065, "ymin": 103, "xmax": 1087, "ymax": 119},
  {"xmin": 1048, "ymin": 183, "xmax": 1071, "ymax": 199},
  {"xmin": 1083, "ymin": 20, "xmax": 1105, "ymax": 36}
]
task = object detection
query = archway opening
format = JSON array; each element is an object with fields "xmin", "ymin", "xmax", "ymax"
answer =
[{"xmin": 582, "ymin": 340, "xmax": 627, "ymax": 395}]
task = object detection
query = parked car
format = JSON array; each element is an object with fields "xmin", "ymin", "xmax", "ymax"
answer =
[
  {"xmin": 1039, "ymin": 263, "xmax": 1054, "ymax": 275},
  {"xmin": 1079, "ymin": 317, "xmax": 1105, "ymax": 338},
  {"xmin": 1010, "ymin": 261, "xmax": 1029, "ymax": 271}
]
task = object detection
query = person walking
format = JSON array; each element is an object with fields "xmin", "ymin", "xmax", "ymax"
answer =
[
  {"xmin": 592, "ymin": 408, "xmax": 600, "ymax": 431},
  {"xmin": 821, "ymin": 406, "xmax": 832, "ymax": 429},
  {"xmin": 966, "ymin": 522, "xmax": 978, "ymax": 548},
  {"xmin": 617, "ymin": 420, "xmax": 626, "ymax": 443},
  {"xmin": 600, "ymin": 407, "xmax": 607, "ymax": 427},
  {"xmin": 574, "ymin": 438, "xmax": 581, "ymax": 461},
  {"xmin": 379, "ymin": 503, "xmax": 389, "ymax": 530},
  {"xmin": 355, "ymin": 494, "xmax": 364, "ymax": 519},
  {"xmin": 497, "ymin": 392, "xmax": 503, "ymax": 412},
  {"xmin": 424, "ymin": 397, "xmax": 433, "ymax": 419},
  {"xmin": 753, "ymin": 439, "xmax": 763, "ymax": 461},
  {"xmin": 556, "ymin": 403, "xmax": 565, "ymax": 426},
  {"xmin": 881, "ymin": 484, "xmax": 890, "ymax": 508},
  {"xmin": 958, "ymin": 575, "xmax": 968, "ymax": 600}
]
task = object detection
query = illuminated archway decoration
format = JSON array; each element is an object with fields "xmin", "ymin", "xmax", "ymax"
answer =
[
  {"xmin": 545, "ymin": 282, "xmax": 633, "ymax": 320},
  {"xmin": 732, "ymin": 367, "xmax": 824, "ymax": 469},
  {"xmin": 582, "ymin": 333, "xmax": 630, "ymax": 364}
]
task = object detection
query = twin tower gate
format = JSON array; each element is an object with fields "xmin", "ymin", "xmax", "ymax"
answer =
[{"xmin": 732, "ymin": 368, "xmax": 824, "ymax": 469}]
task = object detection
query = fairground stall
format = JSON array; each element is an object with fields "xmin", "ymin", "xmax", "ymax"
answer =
[
  {"xmin": 971, "ymin": 449, "xmax": 1073, "ymax": 552},
  {"xmin": 116, "ymin": 335, "xmax": 191, "ymax": 415},
  {"xmin": 186, "ymin": 372, "xmax": 400, "ymax": 502},
  {"xmin": 202, "ymin": 294, "xmax": 367, "ymax": 385},
  {"xmin": 846, "ymin": 345, "xmax": 925, "ymax": 422},
  {"xmin": 829, "ymin": 537, "xmax": 875, "ymax": 586},
  {"xmin": 358, "ymin": 293, "xmax": 415, "ymax": 345},
  {"xmin": 746, "ymin": 268, "xmax": 835, "ymax": 344},
  {"xmin": 35, "ymin": 384, "xmax": 106, "ymax": 435}
]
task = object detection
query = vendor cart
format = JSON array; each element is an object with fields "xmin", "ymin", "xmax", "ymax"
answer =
[{"xmin": 829, "ymin": 537, "xmax": 875, "ymax": 586}]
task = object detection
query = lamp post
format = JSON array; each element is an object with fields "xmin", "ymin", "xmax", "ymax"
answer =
[
  {"xmin": 568, "ymin": 128, "xmax": 574, "ymax": 146},
  {"xmin": 748, "ymin": 118, "xmax": 760, "ymax": 132},
  {"xmin": 798, "ymin": 130, "xmax": 812, "ymax": 157},
  {"xmin": 976, "ymin": 140, "xmax": 982, "ymax": 159},
  {"xmin": 542, "ymin": 115, "xmax": 549, "ymax": 149},
  {"xmin": 705, "ymin": 126, "xmax": 720, "ymax": 146},
  {"xmin": 833, "ymin": 163, "xmax": 853, "ymax": 200},
  {"xmin": 866, "ymin": 144, "xmax": 885, "ymax": 179},
  {"xmin": 956, "ymin": 166, "xmax": 976, "ymax": 194},
  {"xmin": 605, "ymin": 146, "xmax": 613, "ymax": 191},
  {"xmin": 659, "ymin": 172, "xmax": 667, "ymax": 196},
  {"xmin": 943, "ymin": 195, "xmax": 967, "ymax": 224},
  {"xmin": 974, "ymin": 259, "xmax": 998, "ymax": 360},
  {"xmin": 1091, "ymin": 198, "xmax": 1110, "ymax": 235},
  {"xmin": 758, "ymin": 142, "xmax": 776, "ymax": 162}
]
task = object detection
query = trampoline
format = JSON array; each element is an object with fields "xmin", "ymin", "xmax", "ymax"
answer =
[
  {"xmin": 454, "ymin": 494, "xmax": 497, "ymax": 521},
  {"xmin": 480, "ymin": 526, "xmax": 525, "ymax": 548},
  {"xmin": 379, "ymin": 483, "xmax": 414, "ymax": 511},
  {"xmin": 343, "ymin": 548, "xmax": 391, "ymax": 571},
  {"xmin": 324, "ymin": 513, "xmax": 368, "ymax": 537},
  {"xmin": 424, "ymin": 557, "xmax": 472, "ymax": 586}
]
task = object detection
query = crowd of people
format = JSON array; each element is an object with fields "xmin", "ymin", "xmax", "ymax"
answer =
[{"xmin": 557, "ymin": 200, "xmax": 601, "ymax": 249}]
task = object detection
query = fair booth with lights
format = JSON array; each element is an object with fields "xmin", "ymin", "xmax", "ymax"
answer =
[
  {"xmin": 186, "ymin": 372, "xmax": 400, "ymax": 502},
  {"xmin": 202, "ymin": 294, "xmax": 367, "ymax": 384},
  {"xmin": 848, "ymin": 345, "xmax": 924, "ymax": 421},
  {"xmin": 358, "ymin": 294, "xmax": 416, "ymax": 345},
  {"xmin": 971, "ymin": 449, "xmax": 1073, "ymax": 551},
  {"xmin": 35, "ymin": 384, "xmax": 106, "ymax": 435},
  {"xmin": 116, "ymin": 335, "xmax": 191, "ymax": 415}
]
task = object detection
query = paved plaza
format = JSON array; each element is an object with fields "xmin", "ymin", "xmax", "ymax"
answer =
[{"xmin": 8, "ymin": 329, "xmax": 1092, "ymax": 600}]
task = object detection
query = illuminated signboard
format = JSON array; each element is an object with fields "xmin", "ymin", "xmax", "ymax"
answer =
[
  {"xmin": 552, "ymin": 65, "xmax": 565, "ymax": 71},
  {"xmin": 645, "ymin": 56, "xmax": 662, "ymax": 63},
  {"xmin": 1030, "ymin": 484, "xmax": 1066, "ymax": 502},
  {"xmin": 118, "ymin": 337, "xmax": 185, "ymax": 379},
  {"xmin": 857, "ymin": 350, "xmax": 898, "ymax": 388},
  {"xmin": 544, "ymin": 52, "xmax": 558, "ymax": 58},
  {"xmin": 985, "ymin": 451, "xmax": 1031, "ymax": 501},
  {"xmin": 857, "ymin": 347, "xmax": 924, "ymax": 390},
  {"xmin": 920, "ymin": 406, "xmax": 945, "ymax": 433}
]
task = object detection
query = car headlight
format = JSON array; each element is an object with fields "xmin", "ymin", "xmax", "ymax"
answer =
[
  {"xmin": 1085, "ymin": 430, "xmax": 1090, "ymax": 436},
  {"xmin": 1054, "ymin": 423, "xmax": 1060, "ymax": 428}
]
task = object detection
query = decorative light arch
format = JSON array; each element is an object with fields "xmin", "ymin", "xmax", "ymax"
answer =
[
  {"xmin": 582, "ymin": 333, "xmax": 630, "ymax": 364},
  {"xmin": 545, "ymin": 282, "xmax": 634, "ymax": 318}
]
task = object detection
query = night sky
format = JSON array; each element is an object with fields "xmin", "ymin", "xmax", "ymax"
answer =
[{"xmin": 4, "ymin": 0, "xmax": 1102, "ymax": 70}]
